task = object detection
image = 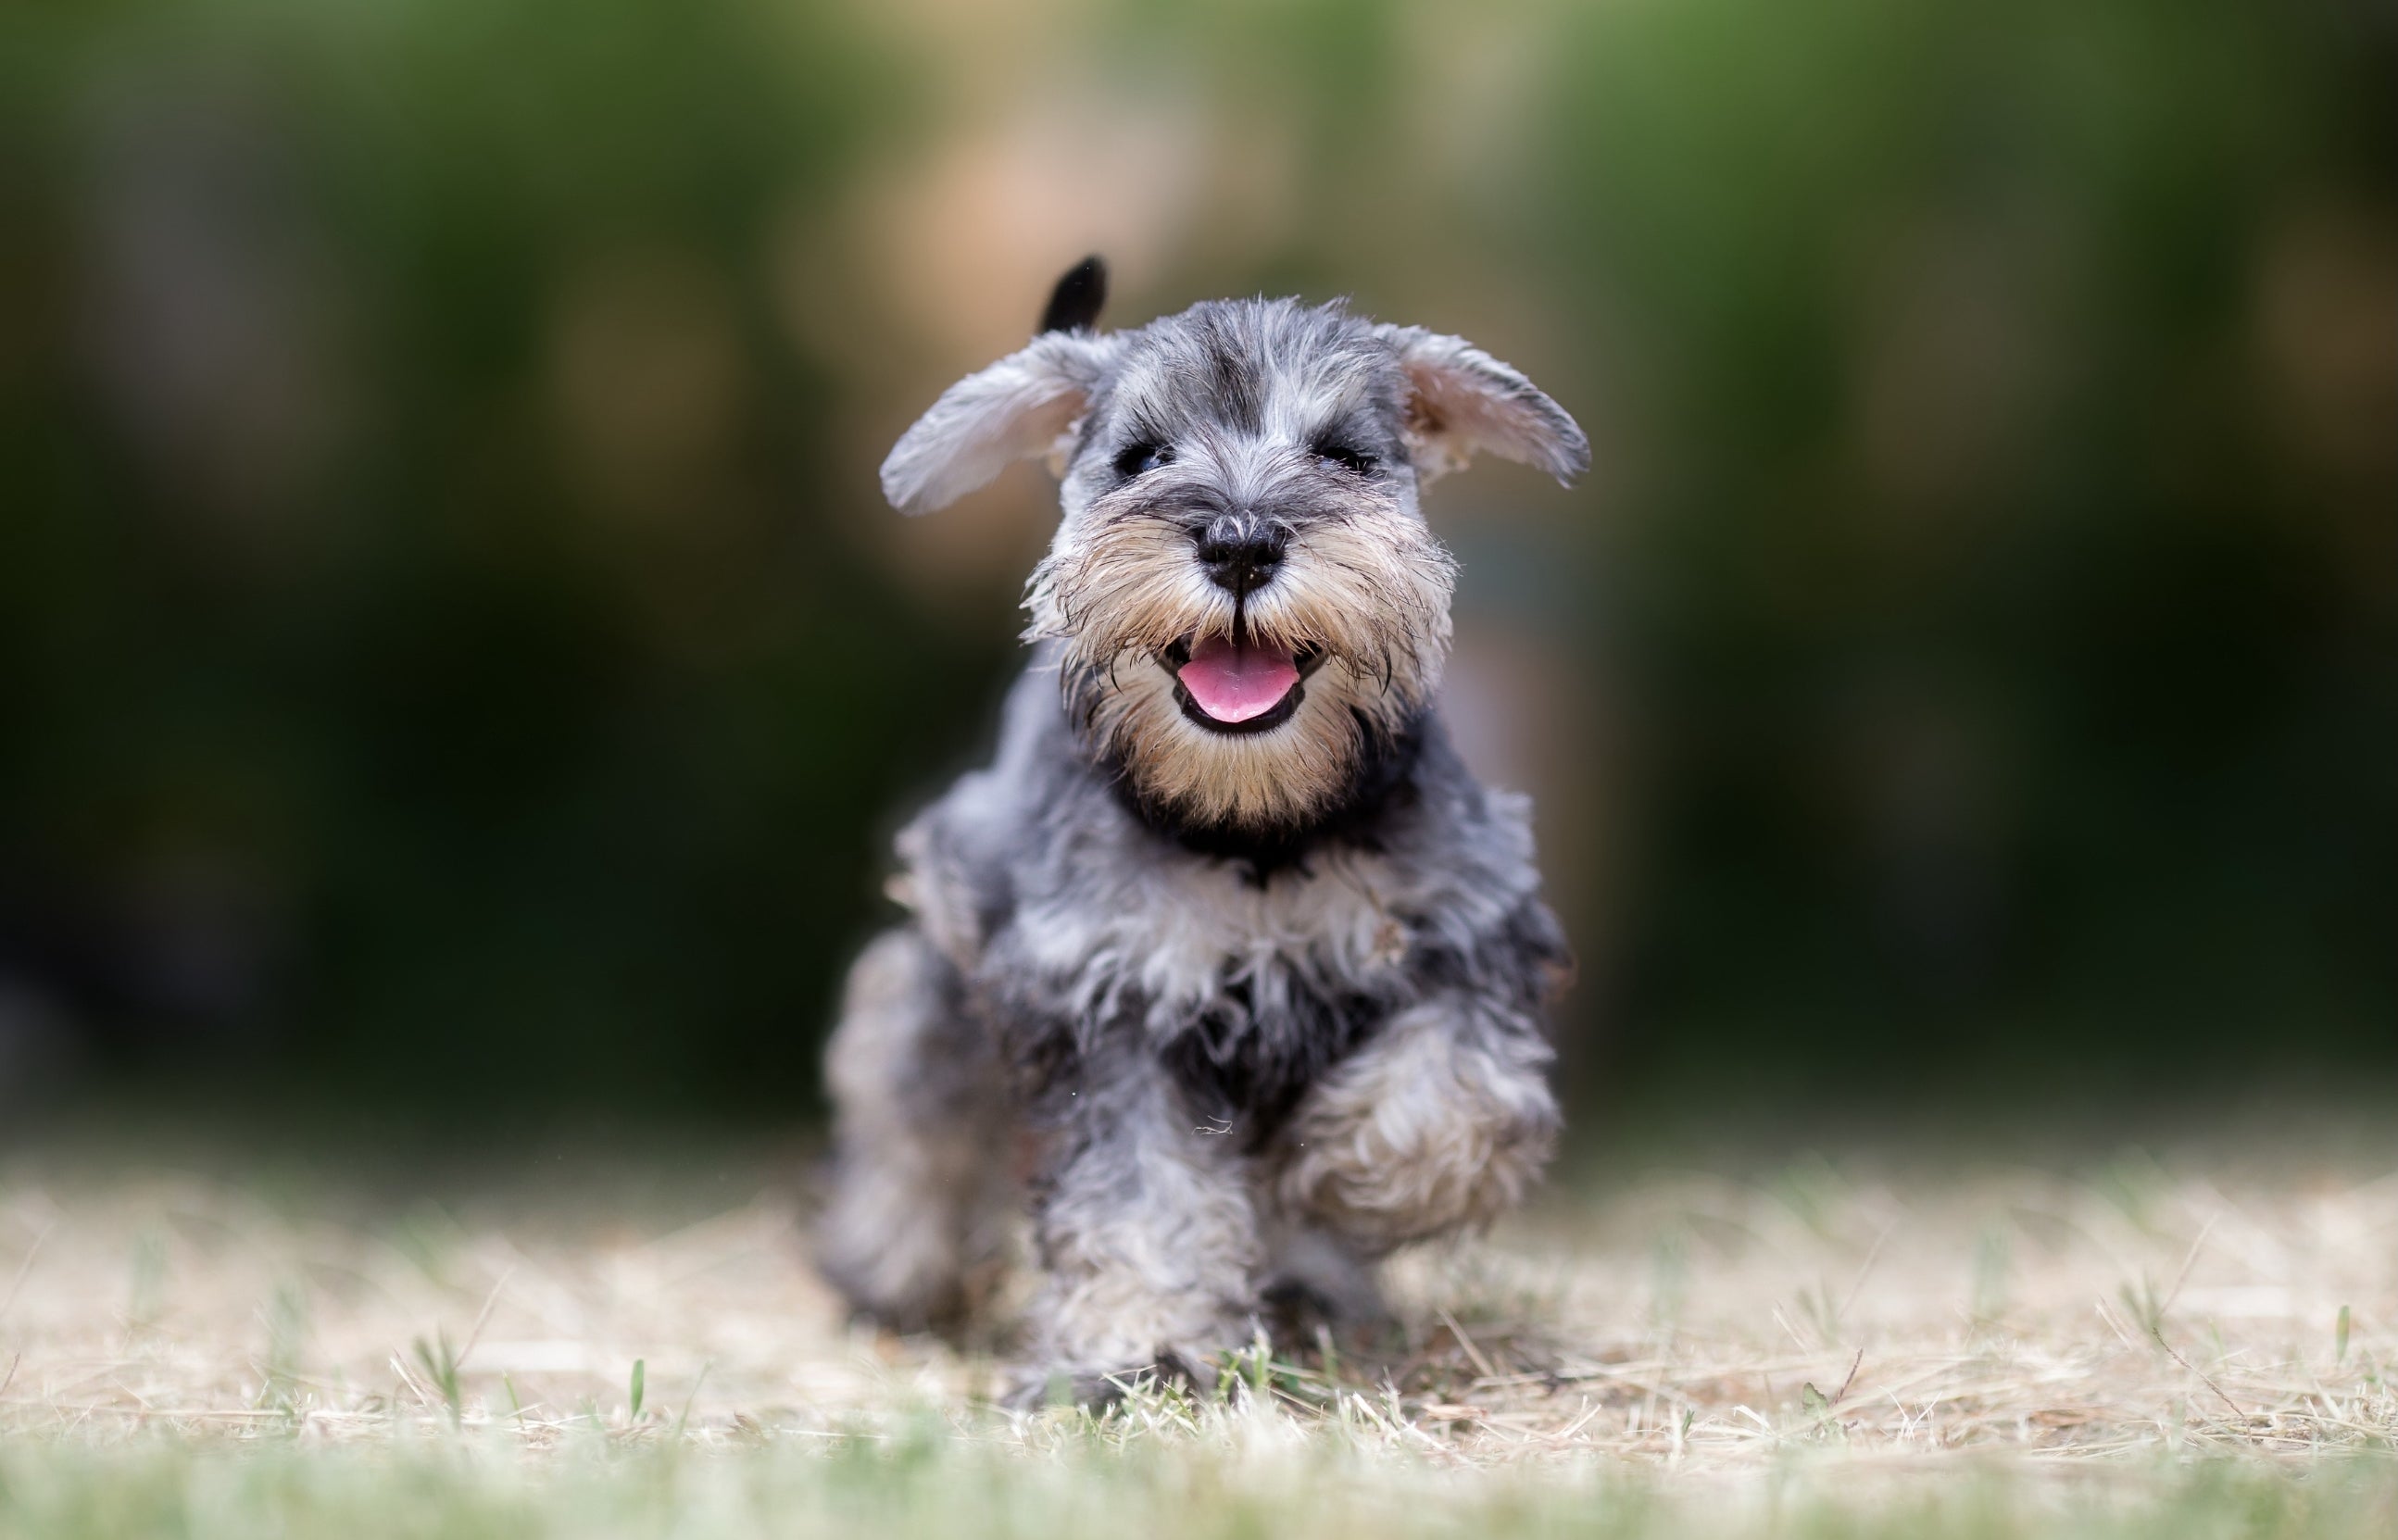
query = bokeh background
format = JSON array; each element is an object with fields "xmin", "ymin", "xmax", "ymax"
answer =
[{"xmin": 3, "ymin": 0, "xmax": 2392, "ymax": 1133}]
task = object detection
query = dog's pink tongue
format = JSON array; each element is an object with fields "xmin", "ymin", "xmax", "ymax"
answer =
[{"xmin": 1177, "ymin": 635, "xmax": 1300, "ymax": 723}]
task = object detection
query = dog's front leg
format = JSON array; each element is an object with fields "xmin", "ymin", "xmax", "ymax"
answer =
[
  {"xmin": 1020, "ymin": 1037, "xmax": 1262, "ymax": 1398},
  {"xmin": 1274, "ymin": 994, "xmax": 1561, "ymax": 1253}
]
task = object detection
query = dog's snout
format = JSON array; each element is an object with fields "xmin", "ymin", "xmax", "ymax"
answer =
[{"xmin": 1195, "ymin": 517, "xmax": 1287, "ymax": 596}]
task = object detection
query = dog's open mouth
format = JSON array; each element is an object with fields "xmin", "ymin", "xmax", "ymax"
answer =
[{"xmin": 1163, "ymin": 634, "xmax": 1325, "ymax": 735}]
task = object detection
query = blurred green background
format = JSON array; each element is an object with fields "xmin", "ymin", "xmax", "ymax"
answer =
[{"xmin": 1, "ymin": 0, "xmax": 2392, "ymax": 1128}]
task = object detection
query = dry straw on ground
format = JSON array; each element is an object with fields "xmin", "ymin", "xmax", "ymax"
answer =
[{"xmin": 5, "ymin": 1132, "xmax": 2396, "ymax": 1473}]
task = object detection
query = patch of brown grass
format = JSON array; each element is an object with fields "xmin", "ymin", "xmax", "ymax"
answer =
[{"xmin": 3, "ymin": 1135, "xmax": 2396, "ymax": 1470}]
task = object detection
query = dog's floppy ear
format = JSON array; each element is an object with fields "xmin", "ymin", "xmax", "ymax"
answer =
[
  {"xmin": 881, "ymin": 257, "xmax": 1115, "ymax": 516},
  {"xmin": 880, "ymin": 330, "xmax": 1115, "ymax": 515},
  {"xmin": 1377, "ymin": 326, "xmax": 1589, "ymax": 486}
]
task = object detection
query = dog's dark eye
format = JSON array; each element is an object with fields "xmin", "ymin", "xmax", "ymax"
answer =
[
  {"xmin": 1312, "ymin": 442, "xmax": 1378, "ymax": 477},
  {"xmin": 1113, "ymin": 442, "xmax": 1174, "ymax": 479}
]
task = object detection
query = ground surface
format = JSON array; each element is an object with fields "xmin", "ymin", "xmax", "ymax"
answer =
[{"xmin": 6, "ymin": 1115, "xmax": 2398, "ymax": 1536}]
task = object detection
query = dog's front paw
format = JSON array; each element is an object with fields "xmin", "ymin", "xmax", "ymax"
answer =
[{"xmin": 1277, "ymin": 1001, "xmax": 1561, "ymax": 1249}]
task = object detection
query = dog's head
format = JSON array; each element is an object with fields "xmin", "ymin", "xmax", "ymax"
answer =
[{"xmin": 881, "ymin": 257, "xmax": 1588, "ymax": 836}]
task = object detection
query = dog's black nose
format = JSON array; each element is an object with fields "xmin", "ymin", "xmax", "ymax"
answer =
[{"xmin": 1195, "ymin": 518, "xmax": 1287, "ymax": 595}]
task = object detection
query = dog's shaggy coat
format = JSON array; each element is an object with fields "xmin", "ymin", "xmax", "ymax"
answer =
[{"xmin": 818, "ymin": 261, "xmax": 1588, "ymax": 1389}]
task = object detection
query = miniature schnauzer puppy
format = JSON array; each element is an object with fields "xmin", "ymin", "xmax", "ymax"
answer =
[{"xmin": 817, "ymin": 257, "xmax": 1588, "ymax": 1394}]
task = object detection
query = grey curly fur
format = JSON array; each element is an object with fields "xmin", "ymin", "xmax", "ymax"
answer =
[{"xmin": 818, "ymin": 272, "xmax": 1588, "ymax": 1392}]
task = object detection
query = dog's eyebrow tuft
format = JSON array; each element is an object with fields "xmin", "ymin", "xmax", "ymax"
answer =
[
  {"xmin": 1118, "ymin": 402, "xmax": 1176, "ymax": 448},
  {"xmin": 1309, "ymin": 410, "xmax": 1386, "ymax": 452},
  {"xmin": 1040, "ymin": 256, "xmax": 1109, "ymax": 334}
]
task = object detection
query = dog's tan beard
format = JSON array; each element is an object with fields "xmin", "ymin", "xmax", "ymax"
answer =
[{"xmin": 1026, "ymin": 499, "xmax": 1456, "ymax": 833}]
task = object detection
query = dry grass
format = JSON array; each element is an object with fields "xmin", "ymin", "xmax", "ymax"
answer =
[{"xmin": 5, "ymin": 1121, "xmax": 2398, "ymax": 1534}]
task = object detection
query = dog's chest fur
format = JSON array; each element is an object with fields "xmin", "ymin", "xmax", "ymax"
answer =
[
  {"xmin": 1017, "ymin": 849, "xmax": 1409, "ymax": 1022},
  {"xmin": 1015, "ymin": 839, "xmax": 1413, "ymax": 1129},
  {"xmin": 894, "ymin": 654, "xmax": 1551, "ymax": 1133}
]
